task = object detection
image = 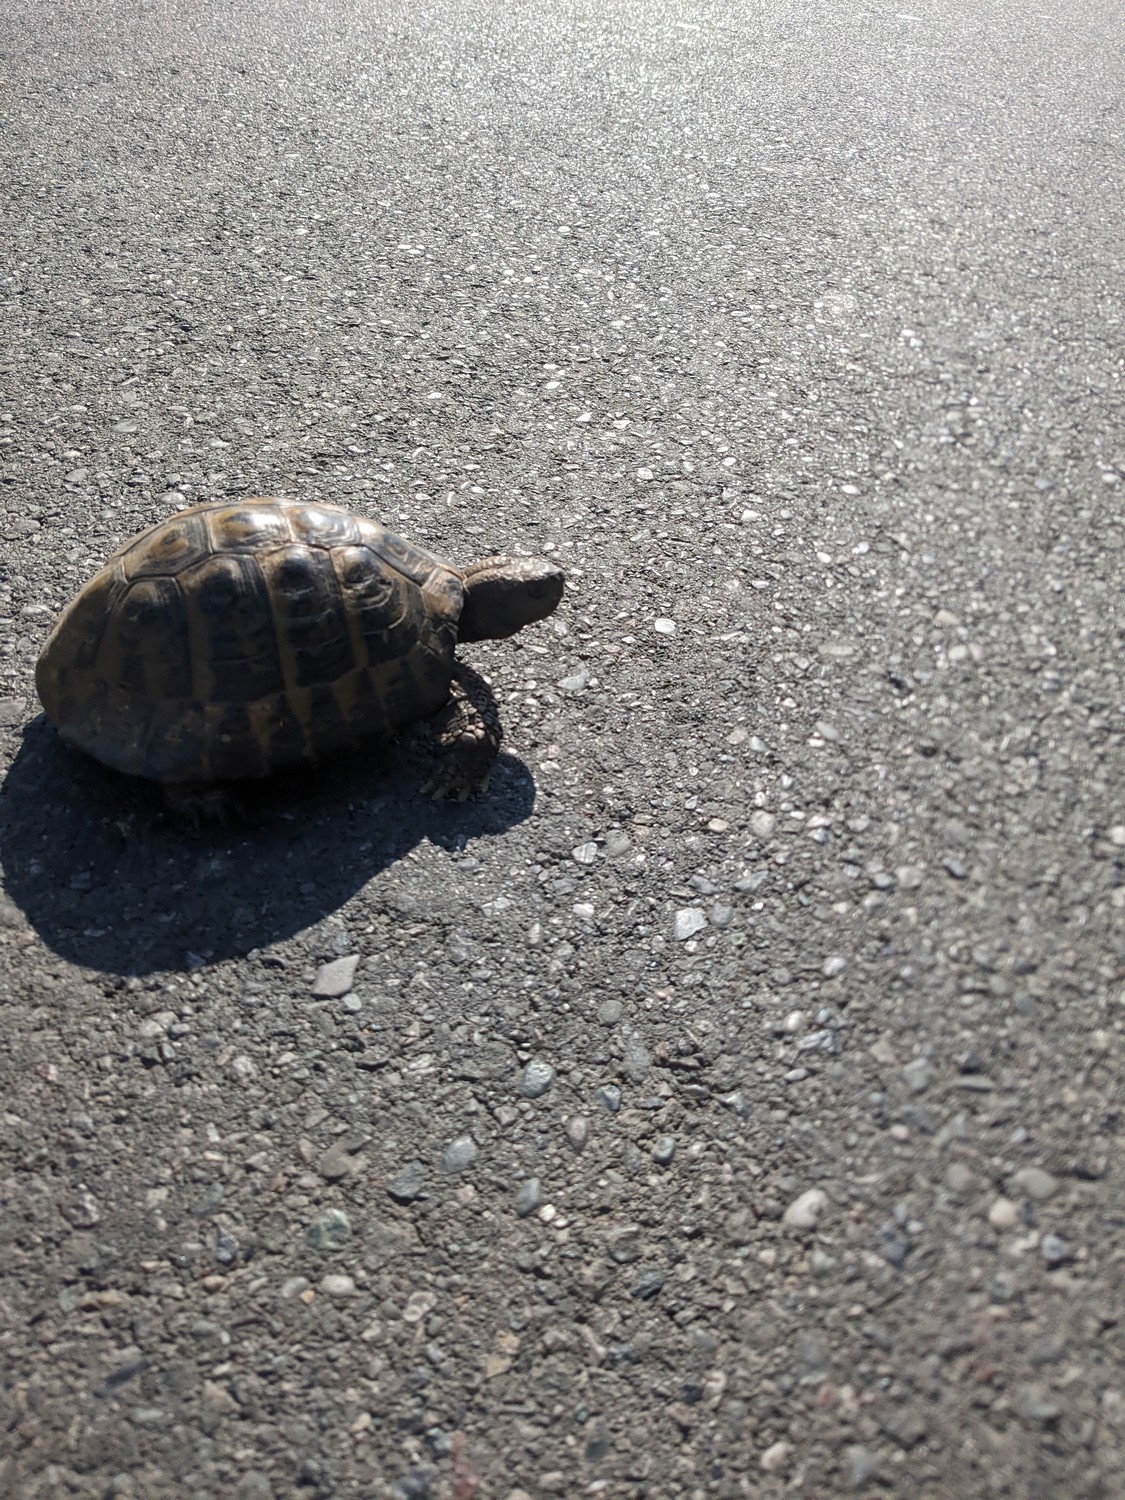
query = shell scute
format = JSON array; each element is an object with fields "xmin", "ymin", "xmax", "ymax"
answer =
[
  {"xmin": 101, "ymin": 575, "xmax": 193, "ymax": 701},
  {"xmin": 37, "ymin": 562, "xmax": 129, "ymax": 692},
  {"xmin": 376, "ymin": 655, "xmax": 449, "ymax": 727},
  {"xmin": 259, "ymin": 696, "xmax": 314, "ymax": 772},
  {"xmin": 302, "ymin": 681, "xmax": 362, "ymax": 760},
  {"xmin": 206, "ymin": 503, "xmax": 293, "ymax": 553},
  {"xmin": 186, "ymin": 553, "xmax": 282, "ymax": 703},
  {"xmin": 333, "ymin": 548, "xmax": 415, "ymax": 667},
  {"xmin": 265, "ymin": 545, "xmax": 356, "ymax": 689},
  {"xmin": 140, "ymin": 700, "xmax": 207, "ymax": 782},
  {"xmin": 201, "ymin": 701, "xmax": 271, "ymax": 781},
  {"xmin": 361, "ymin": 523, "xmax": 446, "ymax": 590},
  {"xmin": 288, "ymin": 503, "xmax": 363, "ymax": 548},
  {"xmin": 123, "ymin": 509, "xmax": 212, "ymax": 578}
]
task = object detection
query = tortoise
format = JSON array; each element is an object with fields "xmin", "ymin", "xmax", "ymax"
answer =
[{"xmin": 35, "ymin": 497, "xmax": 564, "ymax": 818}]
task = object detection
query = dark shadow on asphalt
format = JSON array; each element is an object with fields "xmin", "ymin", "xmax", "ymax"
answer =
[{"xmin": 0, "ymin": 716, "xmax": 536, "ymax": 976}]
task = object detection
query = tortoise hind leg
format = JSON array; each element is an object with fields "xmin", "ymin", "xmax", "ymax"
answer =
[
  {"xmin": 162, "ymin": 783, "xmax": 249, "ymax": 832},
  {"xmin": 420, "ymin": 663, "xmax": 502, "ymax": 802}
]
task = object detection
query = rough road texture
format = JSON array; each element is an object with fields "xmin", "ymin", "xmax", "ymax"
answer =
[{"xmin": 1, "ymin": 2, "xmax": 1122, "ymax": 1497}]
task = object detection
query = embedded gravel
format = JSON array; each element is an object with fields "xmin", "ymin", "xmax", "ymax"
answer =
[{"xmin": 1, "ymin": 2, "xmax": 1122, "ymax": 1498}]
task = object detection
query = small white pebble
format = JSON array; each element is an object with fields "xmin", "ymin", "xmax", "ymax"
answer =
[
  {"xmin": 402, "ymin": 1290, "xmax": 437, "ymax": 1323},
  {"xmin": 783, "ymin": 1188, "xmax": 828, "ymax": 1230},
  {"xmin": 988, "ymin": 1198, "xmax": 1020, "ymax": 1231},
  {"xmin": 760, "ymin": 1440, "xmax": 793, "ymax": 1473},
  {"xmin": 1012, "ymin": 1167, "xmax": 1059, "ymax": 1202},
  {"xmin": 320, "ymin": 1274, "xmax": 357, "ymax": 1298},
  {"xmin": 674, "ymin": 908, "xmax": 708, "ymax": 941},
  {"xmin": 945, "ymin": 1163, "xmax": 973, "ymax": 1193}
]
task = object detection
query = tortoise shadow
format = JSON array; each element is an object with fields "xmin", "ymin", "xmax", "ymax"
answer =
[{"xmin": 0, "ymin": 717, "xmax": 537, "ymax": 976}]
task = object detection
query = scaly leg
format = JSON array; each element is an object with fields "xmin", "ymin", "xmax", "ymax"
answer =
[{"xmin": 421, "ymin": 663, "xmax": 502, "ymax": 802}]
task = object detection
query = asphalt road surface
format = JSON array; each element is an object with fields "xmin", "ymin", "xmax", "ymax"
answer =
[{"xmin": 1, "ymin": 1, "xmax": 1122, "ymax": 1496}]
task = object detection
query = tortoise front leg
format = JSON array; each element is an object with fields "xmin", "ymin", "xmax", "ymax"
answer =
[{"xmin": 420, "ymin": 662, "xmax": 502, "ymax": 802}]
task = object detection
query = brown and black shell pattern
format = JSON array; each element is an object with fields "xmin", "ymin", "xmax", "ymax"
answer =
[{"xmin": 35, "ymin": 498, "xmax": 466, "ymax": 784}]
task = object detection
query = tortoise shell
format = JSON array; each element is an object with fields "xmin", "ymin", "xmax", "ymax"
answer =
[{"xmin": 35, "ymin": 498, "xmax": 466, "ymax": 784}]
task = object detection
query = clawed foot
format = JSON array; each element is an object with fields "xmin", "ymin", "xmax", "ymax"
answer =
[{"xmin": 420, "ymin": 759, "xmax": 492, "ymax": 803}]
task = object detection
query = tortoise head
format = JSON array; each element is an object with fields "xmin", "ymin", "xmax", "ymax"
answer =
[{"xmin": 457, "ymin": 555, "xmax": 565, "ymax": 642}]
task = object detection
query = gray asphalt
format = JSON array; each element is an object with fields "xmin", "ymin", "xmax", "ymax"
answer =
[{"xmin": 1, "ymin": 1, "xmax": 1122, "ymax": 1497}]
